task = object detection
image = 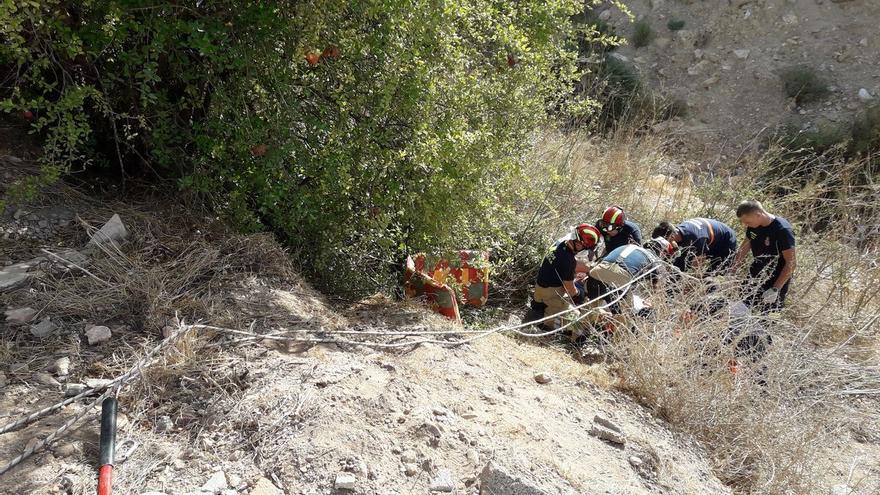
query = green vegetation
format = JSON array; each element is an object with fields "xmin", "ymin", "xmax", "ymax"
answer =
[
  {"xmin": 631, "ymin": 19, "xmax": 655, "ymax": 48},
  {"xmin": 780, "ymin": 65, "xmax": 830, "ymax": 105},
  {"xmin": 666, "ymin": 19, "xmax": 686, "ymax": 31},
  {"xmin": 0, "ymin": 0, "xmax": 617, "ymax": 295}
]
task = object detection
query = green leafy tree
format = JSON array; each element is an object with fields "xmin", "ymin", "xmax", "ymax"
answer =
[{"xmin": 2, "ymin": 0, "xmax": 617, "ymax": 294}]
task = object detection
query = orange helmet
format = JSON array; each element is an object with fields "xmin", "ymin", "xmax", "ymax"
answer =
[
  {"xmin": 575, "ymin": 223, "xmax": 601, "ymax": 248},
  {"xmin": 599, "ymin": 206, "xmax": 626, "ymax": 231}
]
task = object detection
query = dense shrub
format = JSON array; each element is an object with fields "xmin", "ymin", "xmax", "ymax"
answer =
[
  {"xmin": 631, "ymin": 20, "xmax": 654, "ymax": 48},
  {"xmin": 1, "ymin": 0, "xmax": 612, "ymax": 294},
  {"xmin": 780, "ymin": 65, "xmax": 830, "ymax": 105}
]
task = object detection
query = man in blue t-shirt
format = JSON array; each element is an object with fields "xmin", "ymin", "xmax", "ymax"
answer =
[
  {"xmin": 526, "ymin": 224, "xmax": 601, "ymax": 328},
  {"xmin": 651, "ymin": 218, "xmax": 738, "ymax": 274},
  {"xmin": 732, "ymin": 200, "xmax": 797, "ymax": 312},
  {"xmin": 595, "ymin": 206, "xmax": 642, "ymax": 257}
]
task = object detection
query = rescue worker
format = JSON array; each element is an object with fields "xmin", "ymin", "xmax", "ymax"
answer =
[
  {"xmin": 585, "ymin": 238, "xmax": 671, "ymax": 314},
  {"xmin": 732, "ymin": 200, "xmax": 797, "ymax": 313},
  {"xmin": 595, "ymin": 206, "xmax": 642, "ymax": 256},
  {"xmin": 526, "ymin": 224, "xmax": 602, "ymax": 328},
  {"xmin": 651, "ymin": 218, "xmax": 738, "ymax": 274}
]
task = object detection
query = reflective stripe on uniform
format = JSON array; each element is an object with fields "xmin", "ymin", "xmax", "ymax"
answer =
[{"xmin": 685, "ymin": 218, "xmax": 716, "ymax": 246}]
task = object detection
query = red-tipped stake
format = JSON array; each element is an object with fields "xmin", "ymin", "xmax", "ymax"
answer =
[{"xmin": 97, "ymin": 398, "xmax": 118, "ymax": 495}]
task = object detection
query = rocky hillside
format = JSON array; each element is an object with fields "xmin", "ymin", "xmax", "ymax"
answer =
[{"xmin": 600, "ymin": 0, "xmax": 880, "ymax": 155}]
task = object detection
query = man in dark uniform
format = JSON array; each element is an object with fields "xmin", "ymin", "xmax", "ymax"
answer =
[
  {"xmin": 525, "ymin": 224, "xmax": 601, "ymax": 328},
  {"xmin": 595, "ymin": 205, "xmax": 642, "ymax": 256},
  {"xmin": 732, "ymin": 200, "xmax": 797, "ymax": 313},
  {"xmin": 651, "ymin": 218, "xmax": 738, "ymax": 274}
]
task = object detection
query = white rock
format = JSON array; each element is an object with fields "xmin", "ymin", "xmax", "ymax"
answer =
[
  {"xmin": 89, "ymin": 213, "xmax": 128, "ymax": 247},
  {"xmin": 30, "ymin": 317, "xmax": 58, "ymax": 338},
  {"xmin": 533, "ymin": 373, "xmax": 552, "ymax": 384},
  {"xmin": 5, "ymin": 307, "xmax": 37, "ymax": 325},
  {"xmin": 200, "ymin": 471, "xmax": 228, "ymax": 493},
  {"xmin": 50, "ymin": 356, "xmax": 71, "ymax": 376},
  {"xmin": 429, "ymin": 469, "xmax": 455, "ymax": 492},
  {"xmin": 85, "ymin": 378, "xmax": 113, "ymax": 388},
  {"xmin": 249, "ymin": 477, "xmax": 280, "ymax": 495},
  {"xmin": 733, "ymin": 49, "xmax": 751, "ymax": 59},
  {"xmin": 629, "ymin": 455, "xmax": 644, "ymax": 467},
  {"xmin": 85, "ymin": 325, "xmax": 112, "ymax": 345},
  {"xmin": 404, "ymin": 463, "xmax": 419, "ymax": 476},
  {"xmin": 334, "ymin": 473, "xmax": 356, "ymax": 491},
  {"xmin": 858, "ymin": 88, "xmax": 873, "ymax": 101}
]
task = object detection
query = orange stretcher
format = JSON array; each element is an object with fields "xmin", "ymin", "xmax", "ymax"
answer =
[{"xmin": 404, "ymin": 251, "xmax": 490, "ymax": 321}]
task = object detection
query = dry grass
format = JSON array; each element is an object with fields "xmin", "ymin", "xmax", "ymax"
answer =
[{"xmin": 513, "ymin": 128, "xmax": 880, "ymax": 494}]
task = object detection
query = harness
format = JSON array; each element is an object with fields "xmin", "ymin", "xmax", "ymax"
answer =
[{"xmin": 684, "ymin": 218, "xmax": 716, "ymax": 247}]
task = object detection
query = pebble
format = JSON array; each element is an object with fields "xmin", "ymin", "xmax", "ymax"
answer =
[
  {"xmin": 733, "ymin": 49, "xmax": 751, "ymax": 59},
  {"xmin": 85, "ymin": 325, "xmax": 112, "ymax": 345},
  {"xmin": 534, "ymin": 373, "xmax": 552, "ymax": 384},
  {"xmin": 249, "ymin": 477, "xmax": 281, "ymax": 495},
  {"xmin": 50, "ymin": 356, "xmax": 71, "ymax": 376},
  {"xmin": 429, "ymin": 469, "xmax": 455, "ymax": 492},
  {"xmin": 30, "ymin": 317, "xmax": 58, "ymax": 338},
  {"xmin": 404, "ymin": 463, "xmax": 419, "ymax": 477},
  {"xmin": 200, "ymin": 471, "xmax": 228, "ymax": 493},
  {"xmin": 334, "ymin": 473, "xmax": 356, "ymax": 490},
  {"xmin": 858, "ymin": 88, "xmax": 873, "ymax": 101},
  {"xmin": 155, "ymin": 415, "xmax": 174, "ymax": 433},
  {"xmin": 629, "ymin": 455, "xmax": 644, "ymax": 467}
]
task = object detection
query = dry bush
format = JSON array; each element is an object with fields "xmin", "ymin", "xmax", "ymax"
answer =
[{"xmin": 513, "ymin": 128, "xmax": 880, "ymax": 493}]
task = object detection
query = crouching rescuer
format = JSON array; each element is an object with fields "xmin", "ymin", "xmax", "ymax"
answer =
[{"xmin": 525, "ymin": 224, "xmax": 601, "ymax": 329}]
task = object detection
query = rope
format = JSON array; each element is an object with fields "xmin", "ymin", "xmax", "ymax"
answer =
[
  {"xmin": 0, "ymin": 319, "xmax": 194, "ymax": 476},
  {"xmin": 0, "ymin": 265, "xmax": 661, "ymax": 474}
]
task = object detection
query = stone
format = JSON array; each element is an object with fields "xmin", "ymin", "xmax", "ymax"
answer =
[
  {"xmin": 0, "ymin": 270, "xmax": 30, "ymax": 292},
  {"xmin": 334, "ymin": 473, "xmax": 356, "ymax": 490},
  {"xmin": 423, "ymin": 422, "xmax": 442, "ymax": 437},
  {"xmin": 85, "ymin": 378, "xmax": 113, "ymax": 389},
  {"xmin": 533, "ymin": 373, "xmax": 552, "ymax": 384},
  {"xmin": 33, "ymin": 372, "xmax": 61, "ymax": 387},
  {"xmin": 590, "ymin": 425, "xmax": 626, "ymax": 445},
  {"xmin": 30, "ymin": 318, "xmax": 58, "ymax": 338},
  {"xmin": 593, "ymin": 414, "xmax": 623, "ymax": 433},
  {"xmin": 702, "ymin": 76, "xmax": 719, "ymax": 88},
  {"xmin": 54, "ymin": 442, "xmax": 81, "ymax": 458},
  {"xmin": 598, "ymin": 10, "xmax": 611, "ymax": 21},
  {"xmin": 155, "ymin": 415, "xmax": 174, "ymax": 433},
  {"xmin": 85, "ymin": 325, "xmax": 112, "ymax": 345},
  {"xmin": 65, "ymin": 384, "xmax": 88, "ymax": 398},
  {"xmin": 89, "ymin": 214, "xmax": 128, "ymax": 247},
  {"xmin": 50, "ymin": 357, "xmax": 71, "ymax": 376},
  {"xmin": 201, "ymin": 471, "xmax": 228, "ymax": 493},
  {"xmin": 858, "ymin": 88, "xmax": 873, "ymax": 101},
  {"xmin": 479, "ymin": 461, "xmax": 552, "ymax": 495},
  {"xmin": 733, "ymin": 49, "xmax": 750, "ymax": 59},
  {"xmin": 629, "ymin": 455, "xmax": 644, "ymax": 467},
  {"xmin": 249, "ymin": 477, "xmax": 281, "ymax": 495},
  {"xmin": 467, "ymin": 449, "xmax": 480, "ymax": 464},
  {"xmin": 5, "ymin": 307, "xmax": 37, "ymax": 325},
  {"xmin": 429, "ymin": 469, "xmax": 455, "ymax": 492},
  {"xmin": 404, "ymin": 463, "xmax": 419, "ymax": 476},
  {"xmin": 782, "ymin": 14, "xmax": 798, "ymax": 25}
]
